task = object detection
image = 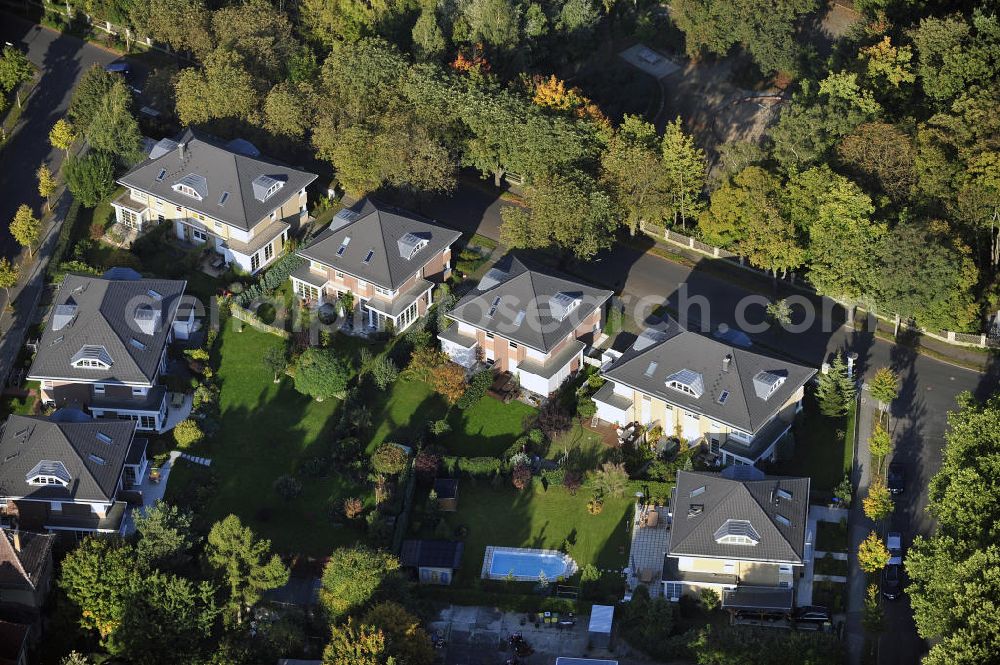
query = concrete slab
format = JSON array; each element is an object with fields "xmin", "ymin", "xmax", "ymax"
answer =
[{"xmin": 618, "ymin": 45, "xmax": 680, "ymax": 80}]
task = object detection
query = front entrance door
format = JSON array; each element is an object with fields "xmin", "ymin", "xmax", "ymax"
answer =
[{"xmin": 641, "ymin": 396, "xmax": 652, "ymax": 424}]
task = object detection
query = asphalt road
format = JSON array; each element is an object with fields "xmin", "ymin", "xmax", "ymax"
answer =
[
  {"xmin": 0, "ymin": 16, "xmax": 117, "ymax": 257},
  {"xmin": 3, "ymin": 19, "xmax": 995, "ymax": 664}
]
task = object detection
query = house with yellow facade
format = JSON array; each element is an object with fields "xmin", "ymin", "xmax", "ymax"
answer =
[
  {"xmin": 112, "ymin": 129, "xmax": 317, "ymax": 274},
  {"xmin": 592, "ymin": 318, "xmax": 815, "ymax": 466},
  {"xmin": 663, "ymin": 467, "xmax": 809, "ymax": 614}
]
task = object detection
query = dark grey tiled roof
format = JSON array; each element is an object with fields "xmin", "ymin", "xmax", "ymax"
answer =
[
  {"xmin": 118, "ymin": 128, "xmax": 317, "ymax": 232},
  {"xmin": 28, "ymin": 274, "xmax": 186, "ymax": 385},
  {"xmin": 400, "ymin": 539, "xmax": 463, "ymax": 569},
  {"xmin": 447, "ymin": 256, "xmax": 612, "ymax": 353},
  {"xmin": 0, "ymin": 529, "xmax": 54, "ymax": 591},
  {"xmin": 298, "ymin": 199, "xmax": 461, "ymax": 290},
  {"xmin": 601, "ymin": 318, "xmax": 815, "ymax": 434},
  {"xmin": 0, "ymin": 416, "xmax": 137, "ymax": 503},
  {"xmin": 668, "ymin": 470, "xmax": 809, "ymax": 564}
]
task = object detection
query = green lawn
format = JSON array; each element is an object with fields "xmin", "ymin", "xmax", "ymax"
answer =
[
  {"xmin": 166, "ymin": 321, "xmax": 369, "ymax": 555},
  {"xmin": 367, "ymin": 377, "xmax": 448, "ymax": 453},
  {"xmin": 547, "ymin": 421, "xmax": 609, "ymax": 468},
  {"xmin": 413, "ymin": 482, "xmax": 634, "ymax": 587},
  {"xmin": 438, "ymin": 397, "xmax": 537, "ymax": 457},
  {"xmin": 814, "ymin": 554, "xmax": 849, "ymax": 577},
  {"xmin": 771, "ymin": 391, "xmax": 855, "ymax": 492}
]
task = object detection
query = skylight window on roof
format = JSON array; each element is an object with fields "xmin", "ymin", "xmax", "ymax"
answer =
[
  {"xmin": 363, "ymin": 249, "xmax": 375, "ymax": 264},
  {"xmin": 50, "ymin": 335, "xmax": 64, "ymax": 346},
  {"xmin": 488, "ymin": 296, "xmax": 501, "ymax": 318},
  {"xmin": 88, "ymin": 454, "xmax": 106, "ymax": 465},
  {"xmin": 513, "ymin": 310, "xmax": 526, "ymax": 326},
  {"xmin": 52, "ymin": 303, "xmax": 78, "ymax": 331},
  {"xmin": 776, "ymin": 488, "xmax": 792, "ymax": 500},
  {"xmin": 644, "ymin": 361, "xmax": 658, "ymax": 377},
  {"xmin": 156, "ymin": 169, "xmax": 166, "ymax": 182},
  {"xmin": 717, "ymin": 390, "xmax": 730, "ymax": 404},
  {"xmin": 775, "ymin": 515, "xmax": 791, "ymax": 527},
  {"xmin": 714, "ymin": 519, "xmax": 761, "ymax": 546},
  {"xmin": 689, "ymin": 485, "xmax": 705, "ymax": 498},
  {"xmin": 665, "ymin": 369, "xmax": 705, "ymax": 399},
  {"xmin": 96, "ymin": 432, "xmax": 113, "ymax": 445},
  {"xmin": 219, "ymin": 191, "xmax": 230, "ymax": 207},
  {"xmin": 130, "ymin": 338, "xmax": 147, "ymax": 351},
  {"xmin": 337, "ymin": 237, "xmax": 350, "ymax": 257},
  {"xmin": 147, "ymin": 289, "xmax": 163, "ymax": 301}
]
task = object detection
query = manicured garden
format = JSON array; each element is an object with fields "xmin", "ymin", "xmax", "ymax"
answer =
[
  {"xmin": 165, "ymin": 321, "xmax": 371, "ymax": 555},
  {"xmin": 815, "ymin": 519, "xmax": 849, "ymax": 553},
  {"xmin": 412, "ymin": 482, "xmax": 634, "ymax": 587}
]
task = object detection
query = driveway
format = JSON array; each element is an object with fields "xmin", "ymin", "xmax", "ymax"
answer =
[{"xmin": 0, "ymin": 15, "xmax": 117, "ymax": 257}]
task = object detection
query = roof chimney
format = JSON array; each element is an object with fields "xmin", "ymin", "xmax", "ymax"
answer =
[
  {"xmin": 722, "ymin": 354, "xmax": 732, "ymax": 372},
  {"xmin": 12, "ymin": 530, "xmax": 21, "ymax": 553},
  {"xmin": 178, "ymin": 142, "xmax": 185, "ymax": 160}
]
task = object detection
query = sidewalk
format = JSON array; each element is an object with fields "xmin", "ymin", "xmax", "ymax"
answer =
[
  {"xmin": 846, "ymin": 389, "xmax": 876, "ymax": 664},
  {"xmin": 0, "ymin": 186, "xmax": 73, "ymax": 388}
]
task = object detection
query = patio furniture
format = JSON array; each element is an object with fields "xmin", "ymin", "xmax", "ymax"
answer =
[
  {"xmin": 149, "ymin": 468, "xmax": 161, "ymax": 483},
  {"xmin": 644, "ymin": 510, "xmax": 659, "ymax": 528},
  {"xmin": 170, "ymin": 392, "xmax": 186, "ymax": 409}
]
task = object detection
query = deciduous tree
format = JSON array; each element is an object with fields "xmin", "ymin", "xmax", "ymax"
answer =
[
  {"xmin": 837, "ymin": 122, "xmax": 915, "ymax": 201},
  {"xmin": 68, "ymin": 66, "xmax": 118, "ymax": 133},
  {"xmin": 365, "ymin": 601, "xmax": 435, "ymax": 665},
  {"xmin": 858, "ymin": 531, "xmax": 890, "ymax": 574},
  {"xmin": 323, "ymin": 619, "xmax": 387, "ymax": 665},
  {"xmin": 132, "ymin": 501, "xmax": 197, "ymax": 571},
  {"xmin": 49, "ymin": 119, "xmax": 77, "ymax": 157},
  {"xmin": 912, "ymin": 11, "xmax": 1000, "ymax": 105},
  {"xmin": 661, "ymin": 116, "xmax": 706, "ymax": 230},
  {"xmin": 0, "ymin": 47, "xmax": 33, "ymax": 107},
  {"xmin": 174, "ymin": 50, "xmax": 261, "ymax": 126},
  {"xmin": 86, "ymin": 78, "xmax": 144, "ymax": 164},
  {"xmin": 10, "ymin": 204, "xmax": 40, "ymax": 258},
  {"xmin": 863, "ymin": 479, "xmax": 893, "ymax": 522},
  {"xmin": 320, "ymin": 546, "xmax": 400, "ymax": 619},
  {"xmin": 600, "ymin": 115, "xmax": 669, "ymax": 234},
  {"xmin": 0, "ymin": 258, "xmax": 19, "ymax": 324},
  {"xmin": 293, "ymin": 347, "xmax": 352, "ymax": 401},
  {"xmin": 63, "ymin": 151, "xmax": 116, "ymax": 208},
  {"xmin": 37, "ymin": 164, "xmax": 57, "ymax": 212},
  {"xmin": 869, "ymin": 367, "xmax": 899, "ymax": 416},
  {"xmin": 868, "ymin": 423, "xmax": 892, "ymax": 465}
]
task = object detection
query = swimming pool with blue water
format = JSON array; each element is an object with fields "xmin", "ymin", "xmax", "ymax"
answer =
[{"xmin": 483, "ymin": 547, "xmax": 578, "ymax": 581}]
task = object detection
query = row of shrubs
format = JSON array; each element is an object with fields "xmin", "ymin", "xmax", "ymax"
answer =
[{"xmin": 232, "ymin": 252, "xmax": 305, "ymax": 307}]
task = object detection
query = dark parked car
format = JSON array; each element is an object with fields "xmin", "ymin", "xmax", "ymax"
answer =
[
  {"xmin": 883, "ymin": 563, "xmax": 903, "ymax": 600},
  {"xmin": 793, "ymin": 606, "xmax": 831, "ymax": 624},
  {"xmin": 887, "ymin": 462, "xmax": 905, "ymax": 495},
  {"xmin": 105, "ymin": 61, "xmax": 130, "ymax": 77}
]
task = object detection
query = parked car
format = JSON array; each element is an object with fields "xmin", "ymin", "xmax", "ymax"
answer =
[
  {"xmin": 882, "ymin": 562, "xmax": 903, "ymax": 600},
  {"xmin": 105, "ymin": 61, "xmax": 130, "ymax": 77},
  {"xmin": 883, "ymin": 532, "xmax": 904, "ymax": 600},
  {"xmin": 792, "ymin": 606, "xmax": 831, "ymax": 624},
  {"xmin": 887, "ymin": 462, "xmax": 905, "ymax": 495}
]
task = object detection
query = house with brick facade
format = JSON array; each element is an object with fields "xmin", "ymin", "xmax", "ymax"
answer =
[
  {"xmin": 0, "ymin": 415, "xmax": 146, "ymax": 535},
  {"xmin": 592, "ymin": 318, "xmax": 815, "ymax": 466},
  {"xmin": 113, "ymin": 129, "xmax": 317, "ymax": 274},
  {"xmin": 27, "ymin": 272, "xmax": 191, "ymax": 432},
  {"xmin": 439, "ymin": 256, "xmax": 612, "ymax": 396},
  {"xmin": 291, "ymin": 200, "xmax": 461, "ymax": 333}
]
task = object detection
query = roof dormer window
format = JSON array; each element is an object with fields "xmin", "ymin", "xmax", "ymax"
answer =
[
  {"xmin": 713, "ymin": 519, "xmax": 760, "ymax": 546},
  {"xmin": 397, "ymin": 232, "xmax": 429, "ymax": 259},
  {"xmin": 26, "ymin": 460, "xmax": 71, "ymax": 487},
  {"xmin": 549, "ymin": 292, "xmax": 581, "ymax": 322},
  {"xmin": 70, "ymin": 345, "xmax": 113, "ymax": 370},
  {"xmin": 753, "ymin": 370, "xmax": 787, "ymax": 400},
  {"xmin": 172, "ymin": 174, "xmax": 207, "ymax": 201},
  {"xmin": 665, "ymin": 369, "xmax": 704, "ymax": 399},
  {"xmin": 252, "ymin": 175, "xmax": 284, "ymax": 202}
]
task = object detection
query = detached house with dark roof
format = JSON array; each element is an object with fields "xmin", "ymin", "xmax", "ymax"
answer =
[
  {"xmin": 439, "ymin": 256, "xmax": 612, "ymax": 396},
  {"xmin": 27, "ymin": 273, "xmax": 189, "ymax": 432},
  {"xmin": 663, "ymin": 468, "xmax": 809, "ymax": 614},
  {"xmin": 593, "ymin": 318, "xmax": 815, "ymax": 466},
  {"xmin": 0, "ymin": 528, "xmax": 55, "ymax": 615},
  {"xmin": 113, "ymin": 129, "xmax": 317, "ymax": 274},
  {"xmin": 0, "ymin": 416, "xmax": 145, "ymax": 535},
  {"xmin": 291, "ymin": 200, "xmax": 461, "ymax": 333}
]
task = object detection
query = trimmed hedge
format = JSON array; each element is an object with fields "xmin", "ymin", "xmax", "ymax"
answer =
[
  {"xmin": 234, "ymin": 252, "xmax": 305, "ymax": 307},
  {"xmin": 441, "ymin": 455, "xmax": 502, "ymax": 478},
  {"xmin": 47, "ymin": 199, "xmax": 81, "ymax": 280},
  {"xmin": 457, "ymin": 368, "xmax": 493, "ymax": 410}
]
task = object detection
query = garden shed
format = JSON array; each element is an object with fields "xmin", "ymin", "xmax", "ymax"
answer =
[{"xmin": 433, "ymin": 478, "xmax": 459, "ymax": 512}]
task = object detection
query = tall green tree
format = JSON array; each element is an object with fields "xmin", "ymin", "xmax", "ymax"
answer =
[
  {"xmin": 0, "ymin": 258, "xmax": 19, "ymax": 325},
  {"xmin": 912, "ymin": 12, "xmax": 1000, "ymax": 105},
  {"xmin": 500, "ymin": 170, "xmax": 618, "ymax": 260},
  {"xmin": 206, "ymin": 514, "xmax": 289, "ymax": 624},
  {"xmin": 293, "ymin": 347, "xmax": 353, "ymax": 401},
  {"xmin": 59, "ymin": 537, "xmax": 136, "ymax": 644},
  {"xmin": 320, "ymin": 546, "xmax": 401, "ymax": 619},
  {"xmin": 365, "ymin": 601, "xmax": 435, "ymax": 665},
  {"xmin": 0, "ymin": 46, "xmax": 33, "ymax": 107},
  {"xmin": 10, "ymin": 204, "xmax": 40, "ymax": 259},
  {"xmin": 869, "ymin": 367, "xmax": 899, "ymax": 416},
  {"xmin": 323, "ymin": 619, "xmax": 388, "ymax": 665},
  {"xmin": 661, "ymin": 116, "xmax": 706, "ymax": 230},
  {"xmin": 411, "ymin": 6, "xmax": 447, "ymax": 62},
  {"xmin": 906, "ymin": 393, "xmax": 1000, "ymax": 665},
  {"xmin": 67, "ymin": 66, "xmax": 119, "ymax": 134},
  {"xmin": 836, "ymin": 122, "xmax": 915, "ymax": 201},
  {"xmin": 86, "ymin": 78, "xmax": 144, "ymax": 164},
  {"xmin": 64, "ymin": 151, "xmax": 116, "ymax": 208},
  {"xmin": 174, "ymin": 50, "xmax": 261, "ymax": 126},
  {"xmin": 670, "ymin": 0, "xmax": 816, "ymax": 75},
  {"xmin": 49, "ymin": 118, "xmax": 77, "ymax": 157},
  {"xmin": 872, "ymin": 220, "xmax": 979, "ymax": 332},
  {"xmin": 806, "ymin": 177, "xmax": 882, "ymax": 302},
  {"xmin": 600, "ymin": 115, "xmax": 669, "ymax": 234},
  {"xmin": 132, "ymin": 501, "xmax": 197, "ymax": 571}
]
